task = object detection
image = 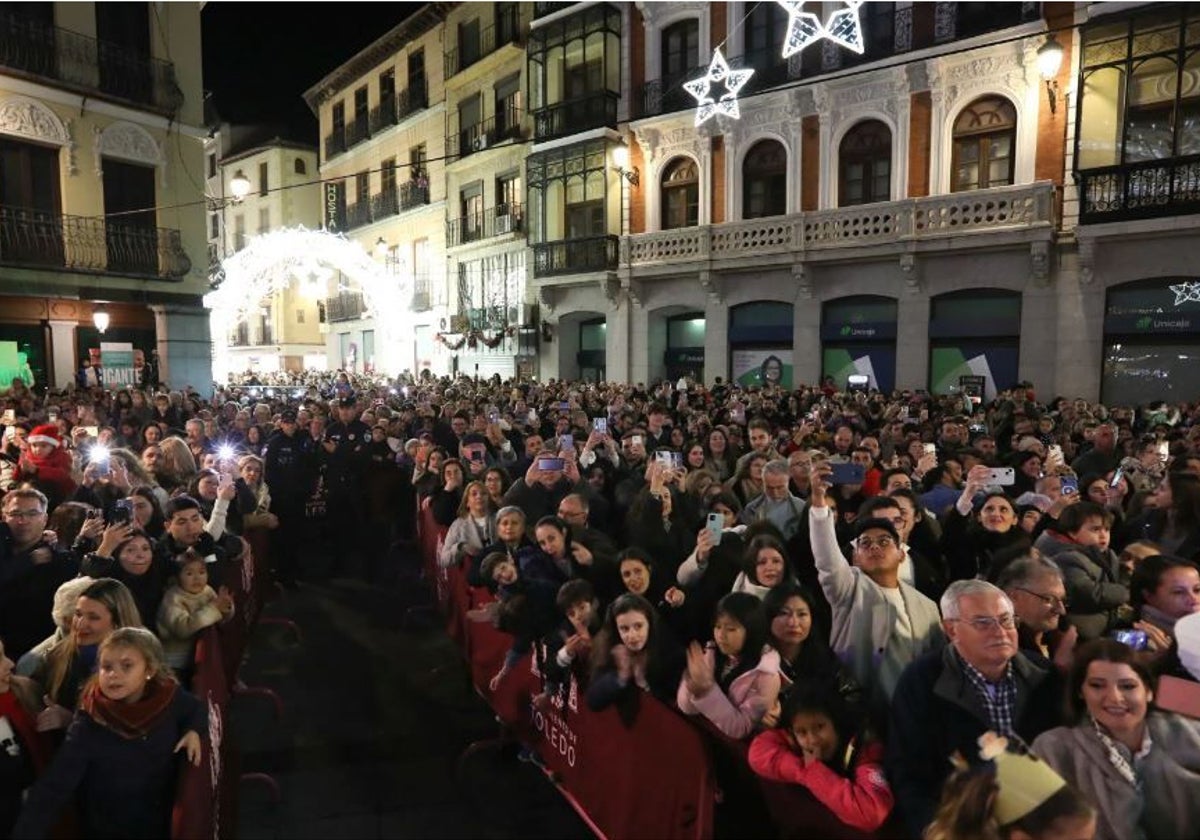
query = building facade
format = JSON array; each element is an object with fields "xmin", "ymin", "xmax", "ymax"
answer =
[{"xmin": 0, "ymin": 2, "xmax": 210, "ymax": 391}]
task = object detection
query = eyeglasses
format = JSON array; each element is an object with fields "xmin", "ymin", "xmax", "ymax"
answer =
[
  {"xmin": 857, "ymin": 536, "xmax": 896, "ymax": 550},
  {"xmin": 3, "ymin": 509, "xmax": 45, "ymax": 520},
  {"xmin": 1015, "ymin": 588, "xmax": 1069, "ymax": 611},
  {"xmin": 949, "ymin": 614, "xmax": 1018, "ymax": 632}
]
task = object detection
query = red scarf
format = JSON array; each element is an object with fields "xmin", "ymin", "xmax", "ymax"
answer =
[
  {"xmin": 78, "ymin": 677, "xmax": 178, "ymax": 739},
  {"xmin": 0, "ymin": 690, "xmax": 52, "ymax": 770}
]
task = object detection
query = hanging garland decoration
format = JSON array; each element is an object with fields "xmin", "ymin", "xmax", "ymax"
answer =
[
  {"xmin": 685, "ymin": 1, "xmax": 865, "ymax": 127},
  {"xmin": 435, "ymin": 326, "xmax": 517, "ymax": 350}
]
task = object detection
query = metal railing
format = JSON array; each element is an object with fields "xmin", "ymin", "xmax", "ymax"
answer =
[
  {"xmin": 231, "ymin": 324, "xmax": 249, "ymax": 346},
  {"xmin": 325, "ymin": 291, "xmax": 366, "ymax": 322},
  {"xmin": 369, "ymin": 97, "xmax": 396, "ymax": 134},
  {"xmin": 532, "ymin": 90, "xmax": 618, "ymax": 142},
  {"xmin": 411, "ymin": 274, "xmax": 431, "ymax": 312},
  {"xmin": 400, "ymin": 181, "xmax": 430, "ymax": 212},
  {"xmin": 345, "ymin": 201, "xmax": 371, "ymax": 230},
  {"xmin": 323, "ymin": 128, "xmax": 346, "ymax": 161},
  {"xmin": 340, "ymin": 182, "xmax": 431, "ymax": 232},
  {"xmin": 635, "ymin": 65, "xmax": 706, "ymax": 119},
  {"xmin": 0, "ymin": 12, "xmax": 182, "ymax": 113},
  {"xmin": 446, "ymin": 111, "xmax": 528, "ymax": 160},
  {"xmin": 346, "ymin": 117, "xmax": 369, "ymax": 150},
  {"xmin": 533, "ymin": 2, "xmax": 573, "ymax": 18},
  {"xmin": 0, "ymin": 205, "xmax": 190, "ymax": 279},
  {"xmin": 1078, "ymin": 156, "xmax": 1200, "ymax": 224},
  {"xmin": 447, "ymin": 203, "xmax": 524, "ymax": 246},
  {"xmin": 444, "ymin": 7, "xmax": 522, "ymax": 79},
  {"xmin": 325, "ymin": 85, "xmax": 430, "ymax": 161},
  {"xmin": 532, "ymin": 233, "xmax": 619, "ymax": 277}
]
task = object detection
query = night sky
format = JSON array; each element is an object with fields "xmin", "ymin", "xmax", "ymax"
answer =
[{"xmin": 201, "ymin": 2, "xmax": 419, "ymax": 143}]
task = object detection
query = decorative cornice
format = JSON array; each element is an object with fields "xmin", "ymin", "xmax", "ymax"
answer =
[
  {"xmin": 0, "ymin": 96, "xmax": 76, "ymax": 174},
  {"xmin": 95, "ymin": 121, "xmax": 164, "ymax": 184}
]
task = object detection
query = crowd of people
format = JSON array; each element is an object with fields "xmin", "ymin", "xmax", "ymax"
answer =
[{"xmin": 3, "ymin": 366, "xmax": 1200, "ymax": 839}]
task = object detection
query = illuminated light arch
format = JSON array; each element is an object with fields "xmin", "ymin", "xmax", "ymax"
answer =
[{"xmin": 204, "ymin": 226, "xmax": 410, "ymax": 381}]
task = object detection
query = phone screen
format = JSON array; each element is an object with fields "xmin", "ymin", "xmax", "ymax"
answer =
[
  {"xmin": 536, "ymin": 457, "xmax": 565, "ymax": 472},
  {"xmin": 593, "ymin": 417, "xmax": 607, "ymax": 435},
  {"xmin": 1110, "ymin": 467, "xmax": 1125, "ymax": 489}
]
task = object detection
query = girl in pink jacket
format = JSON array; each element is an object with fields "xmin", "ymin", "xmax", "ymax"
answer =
[
  {"xmin": 677, "ymin": 592, "xmax": 781, "ymax": 740},
  {"xmin": 749, "ymin": 680, "xmax": 894, "ymax": 833}
]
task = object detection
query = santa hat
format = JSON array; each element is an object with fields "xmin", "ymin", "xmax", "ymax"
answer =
[{"xmin": 28, "ymin": 424, "xmax": 62, "ymax": 448}]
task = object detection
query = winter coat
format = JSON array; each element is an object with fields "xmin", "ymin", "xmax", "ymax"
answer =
[
  {"xmin": 809, "ymin": 506, "xmax": 943, "ymax": 702},
  {"xmin": 886, "ymin": 645, "xmax": 1063, "ymax": 838},
  {"xmin": 12, "ymin": 686, "xmax": 206, "ymax": 839},
  {"xmin": 939, "ymin": 507, "xmax": 1031, "ymax": 583},
  {"xmin": 156, "ymin": 584, "xmax": 228, "ymax": 669},
  {"xmin": 1033, "ymin": 530, "xmax": 1128, "ymax": 640},
  {"xmin": 438, "ymin": 513, "xmax": 495, "ymax": 569},
  {"xmin": 749, "ymin": 730, "xmax": 893, "ymax": 833},
  {"xmin": 1033, "ymin": 712, "xmax": 1200, "ymax": 840},
  {"xmin": 677, "ymin": 645, "xmax": 782, "ymax": 740},
  {"xmin": 79, "ymin": 551, "xmax": 174, "ymax": 634}
]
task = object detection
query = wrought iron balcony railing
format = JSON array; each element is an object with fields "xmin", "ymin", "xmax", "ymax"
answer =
[
  {"xmin": 447, "ymin": 203, "xmax": 524, "ymax": 246},
  {"xmin": 346, "ymin": 117, "xmax": 369, "ymax": 150},
  {"xmin": 635, "ymin": 65, "xmax": 706, "ymax": 120},
  {"xmin": 326, "ymin": 86, "xmax": 429, "ymax": 161},
  {"xmin": 532, "ymin": 90, "xmax": 618, "ymax": 142},
  {"xmin": 444, "ymin": 6, "xmax": 522, "ymax": 79},
  {"xmin": 325, "ymin": 291, "xmax": 366, "ymax": 322},
  {"xmin": 0, "ymin": 12, "xmax": 182, "ymax": 113},
  {"xmin": 532, "ymin": 233, "xmax": 619, "ymax": 278},
  {"xmin": 340, "ymin": 182, "xmax": 431, "ymax": 232},
  {"xmin": 533, "ymin": 2, "xmax": 573, "ymax": 19},
  {"xmin": 446, "ymin": 111, "xmax": 528, "ymax": 161},
  {"xmin": 0, "ymin": 205, "xmax": 190, "ymax": 280},
  {"xmin": 345, "ymin": 201, "xmax": 371, "ymax": 230},
  {"xmin": 399, "ymin": 181, "xmax": 430, "ymax": 212},
  {"xmin": 323, "ymin": 129, "xmax": 346, "ymax": 161},
  {"xmin": 368, "ymin": 98, "xmax": 396, "ymax": 135},
  {"xmin": 1078, "ymin": 156, "xmax": 1200, "ymax": 224}
]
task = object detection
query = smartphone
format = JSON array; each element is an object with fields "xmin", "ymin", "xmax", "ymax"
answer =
[
  {"xmin": 558, "ymin": 402, "xmax": 571, "ymax": 411},
  {"xmin": 984, "ymin": 467, "xmax": 1016, "ymax": 486},
  {"xmin": 671, "ymin": 451, "xmax": 684, "ymax": 471},
  {"xmin": 83, "ymin": 425, "xmax": 99, "ymax": 437},
  {"xmin": 655, "ymin": 450, "xmax": 673, "ymax": 467},
  {"xmin": 110, "ymin": 499, "xmax": 133, "ymax": 525},
  {"xmin": 2, "ymin": 409, "xmax": 13, "ymax": 424},
  {"xmin": 1159, "ymin": 441, "xmax": 1170, "ymax": 462},
  {"xmin": 488, "ymin": 410, "xmax": 500, "ymax": 424},
  {"xmin": 923, "ymin": 443, "xmax": 937, "ymax": 457},
  {"xmin": 1111, "ymin": 629, "xmax": 1148, "ymax": 651},
  {"xmin": 536, "ymin": 457, "xmax": 565, "ymax": 472},
  {"xmin": 706, "ymin": 512, "xmax": 724, "ymax": 546},
  {"xmin": 829, "ymin": 462, "xmax": 866, "ymax": 485},
  {"xmin": 1110, "ymin": 467, "xmax": 1125, "ymax": 489},
  {"xmin": 559, "ymin": 434, "xmax": 574, "ymax": 452},
  {"xmin": 1060, "ymin": 475, "xmax": 1079, "ymax": 495},
  {"xmin": 593, "ymin": 417, "xmax": 607, "ymax": 435},
  {"xmin": 48, "ymin": 409, "xmax": 58, "ymax": 422}
]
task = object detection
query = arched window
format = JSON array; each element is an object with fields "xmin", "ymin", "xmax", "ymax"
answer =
[
  {"xmin": 951, "ymin": 96, "xmax": 1016, "ymax": 192},
  {"xmin": 742, "ymin": 139, "xmax": 787, "ymax": 218},
  {"xmin": 294, "ymin": 158, "xmax": 307, "ymax": 175},
  {"xmin": 661, "ymin": 157, "xmax": 699, "ymax": 229},
  {"xmin": 839, "ymin": 120, "xmax": 891, "ymax": 206}
]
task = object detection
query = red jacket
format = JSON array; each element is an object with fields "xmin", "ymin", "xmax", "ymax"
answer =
[
  {"xmin": 17, "ymin": 446, "xmax": 77, "ymax": 502},
  {"xmin": 748, "ymin": 729, "xmax": 893, "ymax": 833}
]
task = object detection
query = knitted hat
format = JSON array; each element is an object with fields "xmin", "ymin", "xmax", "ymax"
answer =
[{"xmin": 28, "ymin": 424, "xmax": 62, "ymax": 448}]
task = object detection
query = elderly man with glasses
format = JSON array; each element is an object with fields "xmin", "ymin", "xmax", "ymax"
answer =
[
  {"xmin": 886, "ymin": 579, "xmax": 1064, "ymax": 839},
  {"xmin": 996, "ymin": 554, "xmax": 1078, "ymax": 668}
]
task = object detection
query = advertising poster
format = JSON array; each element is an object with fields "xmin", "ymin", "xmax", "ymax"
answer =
[
  {"xmin": 732, "ymin": 348, "xmax": 793, "ymax": 389},
  {"xmin": 822, "ymin": 346, "xmax": 896, "ymax": 393},
  {"xmin": 929, "ymin": 343, "xmax": 1018, "ymax": 401},
  {"xmin": 99, "ymin": 342, "xmax": 139, "ymax": 387},
  {"xmin": 0, "ymin": 341, "xmax": 33, "ymax": 392}
]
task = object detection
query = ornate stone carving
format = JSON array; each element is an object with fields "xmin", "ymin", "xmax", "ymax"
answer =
[
  {"xmin": 1030, "ymin": 240, "xmax": 1050, "ymax": 286},
  {"xmin": 600, "ymin": 274, "xmax": 621, "ymax": 308},
  {"xmin": 792, "ymin": 263, "xmax": 812, "ymax": 300},
  {"xmin": 0, "ymin": 97, "xmax": 75, "ymax": 174},
  {"xmin": 639, "ymin": 1, "xmax": 704, "ymax": 28},
  {"xmin": 899, "ymin": 253, "xmax": 920, "ymax": 294},
  {"xmin": 1078, "ymin": 238, "xmax": 1095, "ymax": 285},
  {"xmin": 95, "ymin": 121, "xmax": 162, "ymax": 181}
]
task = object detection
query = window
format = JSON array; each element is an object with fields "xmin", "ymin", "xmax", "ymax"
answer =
[
  {"xmin": 459, "ymin": 17, "xmax": 481, "ymax": 68},
  {"xmin": 209, "ymin": 212, "xmax": 219, "ymax": 239},
  {"xmin": 495, "ymin": 73, "xmax": 522, "ymax": 138},
  {"xmin": 839, "ymin": 120, "xmax": 891, "ymax": 206},
  {"xmin": 408, "ymin": 49, "xmax": 426, "ymax": 98},
  {"xmin": 461, "ymin": 181, "xmax": 484, "ymax": 241},
  {"xmin": 526, "ymin": 139, "xmax": 610, "ymax": 243},
  {"xmin": 661, "ymin": 157, "xmax": 699, "ymax": 229},
  {"xmin": 459, "ymin": 93, "xmax": 482, "ymax": 153},
  {"xmin": 258, "ymin": 161, "xmax": 268, "ymax": 196},
  {"xmin": 0, "ymin": 138, "xmax": 61, "ymax": 213},
  {"xmin": 207, "ymin": 153, "xmax": 216, "ymax": 179},
  {"xmin": 355, "ymin": 170, "xmax": 369, "ymax": 203},
  {"xmin": 410, "ymin": 144, "xmax": 427, "ymax": 180},
  {"xmin": 233, "ymin": 214, "xmax": 245, "ymax": 251},
  {"xmin": 497, "ymin": 173, "xmax": 521, "ymax": 214},
  {"xmin": 332, "ymin": 101, "xmax": 345, "ymax": 134},
  {"xmin": 379, "ymin": 68, "xmax": 395, "ymax": 107},
  {"xmin": 745, "ymin": 3, "xmax": 788, "ymax": 81},
  {"xmin": 381, "ymin": 157, "xmax": 397, "ymax": 196},
  {"xmin": 951, "ymin": 96, "xmax": 1016, "ymax": 192},
  {"xmin": 294, "ymin": 157, "xmax": 306, "ymax": 175},
  {"xmin": 742, "ymin": 139, "xmax": 787, "ymax": 218},
  {"xmin": 662, "ymin": 19, "xmax": 699, "ymax": 84},
  {"xmin": 258, "ymin": 206, "xmax": 269, "ymax": 233},
  {"xmin": 353, "ymin": 86, "xmax": 368, "ymax": 123}
]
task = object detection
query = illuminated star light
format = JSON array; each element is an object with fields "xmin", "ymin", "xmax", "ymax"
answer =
[
  {"xmin": 778, "ymin": 0, "xmax": 865, "ymax": 58},
  {"xmin": 1169, "ymin": 281, "xmax": 1200, "ymax": 306},
  {"xmin": 684, "ymin": 48, "xmax": 755, "ymax": 127}
]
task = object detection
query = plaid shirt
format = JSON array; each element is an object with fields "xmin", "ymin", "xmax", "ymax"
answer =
[{"xmin": 956, "ymin": 649, "xmax": 1017, "ymax": 735}]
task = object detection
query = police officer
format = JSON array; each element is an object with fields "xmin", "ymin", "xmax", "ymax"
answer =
[
  {"xmin": 321, "ymin": 396, "xmax": 370, "ymax": 577},
  {"xmin": 263, "ymin": 408, "xmax": 315, "ymax": 587}
]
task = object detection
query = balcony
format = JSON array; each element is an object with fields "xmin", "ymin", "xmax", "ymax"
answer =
[
  {"xmin": 446, "ymin": 111, "xmax": 528, "ymax": 161},
  {"xmin": 326, "ymin": 86, "xmax": 429, "ymax": 161},
  {"xmin": 634, "ymin": 66, "xmax": 705, "ymax": 120},
  {"xmin": 623, "ymin": 182, "xmax": 1056, "ymax": 270},
  {"xmin": 230, "ymin": 324, "xmax": 250, "ymax": 347},
  {"xmin": 0, "ymin": 205, "xmax": 190, "ymax": 280},
  {"xmin": 533, "ymin": 2, "xmax": 573, "ymax": 19},
  {"xmin": 1077, "ymin": 156, "xmax": 1200, "ymax": 225},
  {"xmin": 400, "ymin": 181, "xmax": 431, "ymax": 212},
  {"xmin": 340, "ymin": 182, "xmax": 430, "ymax": 232},
  {"xmin": 345, "ymin": 201, "xmax": 371, "ymax": 230},
  {"xmin": 411, "ymin": 275, "xmax": 431, "ymax": 312},
  {"xmin": 532, "ymin": 90, "xmax": 618, "ymax": 142},
  {"xmin": 447, "ymin": 203, "xmax": 524, "ymax": 247},
  {"xmin": 444, "ymin": 7, "xmax": 522, "ymax": 79},
  {"xmin": 325, "ymin": 291, "xmax": 366, "ymax": 323},
  {"xmin": 0, "ymin": 13, "xmax": 182, "ymax": 114},
  {"xmin": 532, "ymin": 234, "xmax": 619, "ymax": 278}
]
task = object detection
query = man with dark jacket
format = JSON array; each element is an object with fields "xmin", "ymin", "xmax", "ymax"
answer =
[
  {"xmin": 262, "ymin": 409, "xmax": 315, "ymax": 586},
  {"xmin": 322, "ymin": 396, "xmax": 371, "ymax": 576},
  {"xmin": 0, "ymin": 490, "xmax": 78, "ymax": 659},
  {"xmin": 886, "ymin": 579, "xmax": 1063, "ymax": 838}
]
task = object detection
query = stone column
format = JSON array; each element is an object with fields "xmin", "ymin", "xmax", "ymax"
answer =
[
  {"xmin": 703, "ymin": 296, "xmax": 729, "ymax": 385},
  {"xmin": 793, "ymin": 295, "xmax": 821, "ymax": 386},
  {"xmin": 47, "ymin": 320, "xmax": 78, "ymax": 389},
  {"xmin": 149, "ymin": 304, "xmax": 214, "ymax": 397},
  {"xmin": 605, "ymin": 296, "xmax": 631, "ymax": 384},
  {"xmin": 895, "ymin": 293, "xmax": 931, "ymax": 390}
]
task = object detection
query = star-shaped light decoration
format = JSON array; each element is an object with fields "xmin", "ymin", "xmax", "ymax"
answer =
[
  {"xmin": 1169, "ymin": 281, "xmax": 1200, "ymax": 306},
  {"xmin": 778, "ymin": 0, "xmax": 865, "ymax": 58},
  {"xmin": 684, "ymin": 48, "xmax": 755, "ymax": 126}
]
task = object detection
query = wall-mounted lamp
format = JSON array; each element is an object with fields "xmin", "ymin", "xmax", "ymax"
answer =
[
  {"xmin": 612, "ymin": 143, "xmax": 640, "ymax": 186},
  {"xmin": 374, "ymin": 236, "xmax": 389, "ymax": 258},
  {"xmin": 1037, "ymin": 33, "xmax": 1064, "ymax": 114},
  {"xmin": 229, "ymin": 169, "xmax": 251, "ymax": 201},
  {"xmin": 92, "ymin": 303, "xmax": 110, "ymax": 334}
]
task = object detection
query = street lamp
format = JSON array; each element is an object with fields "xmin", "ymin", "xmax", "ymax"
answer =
[
  {"xmin": 229, "ymin": 169, "xmax": 251, "ymax": 201},
  {"xmin": 374, "ymin": 236, "xmax": 388, "ymax": 258},
  {"xmin": 1037, "ymin": 33, "xmax": 1064, "ymax": 114},
  {"xmin": 92, "ymin": 303, "xmax": 110, "ymax": 334},
  {"xmin": 612, "ymin": 142, "xmax": 639, "ymax": 186}
]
